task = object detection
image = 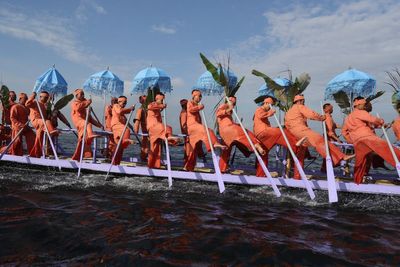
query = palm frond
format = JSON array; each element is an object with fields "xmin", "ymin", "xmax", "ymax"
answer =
[
  {"xmin": 229, "ymin": 76, "xmax": 245, "ymax": 97},
  {"xmin": 200, "ymin": 53, "xmax": 221, "ymax": 86},
  {"xmin": 391, "ymin": 92, "xmax": 400, "ymax": 110},
  {"xmin": 0, "ymin": 85, "xmax": 10, "ymax": 109},
  {"xmin": 366, "ymin": 90, "xmax": 385, "ymax": 102},
  {"xmin": 295, "ymin": 73, "xmax": 311, "ymax": 94},
  {"xmin": 386, "ymin": 69, "xmax": 400, "ymax": 92},
  {"xmin": 54, "ymin": 93, "xmax": 74, "ymax": 111},
  {"xmin": 251, "ymin": 69, "xmax": 287, "ymax": 107},
  {"xmin": 332, "ymin": 91, "xmax": 351, "ymax": 114}
]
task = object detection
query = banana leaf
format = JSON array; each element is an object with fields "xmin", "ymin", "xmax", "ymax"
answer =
[
  {"xmin": 332, "ymin": 91, "xmax": 351, "ymax": 114},
  {"xmin": 218, "ymin": 64, "xmax": 228, "ymax": 90},
  {"xmin": 54, "ymin": 93, "xmax": 74, "ymax": 111},
  {"xmin": 200, "ymin": 53, "xmax": 221, "ymax": 86},
  {"xmin": 392, "ymin": 92, "xmax": 400, "ymax": 110},
  {"xmin": 295, "ymin": 73, "xmax": 311, "ymax": 94},
  {"xmin": 0, "ymin": 85, "xmax": 10, "ymax": 109},
  {"xmin": 366, "ymin": 90, "xmax": 385, "ymax": 102},
  {"xmin": 252, "ymin": 69, "xmax": 288, "ymax": 108},
  {"xmin": 143, "ymin": 86, "xmax": 160, "ymax": 110},
  {"xmin": 385, "ymin": 69, "xmax": 400, "ymax": 92},
  {"xmin": 228, "ymin": 76, "xmax": 245, "ymax": 97}
]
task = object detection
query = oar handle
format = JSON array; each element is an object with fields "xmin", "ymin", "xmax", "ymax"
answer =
[{"xmin": 377, "ymin": 113, "xmax": 400, "ymax": 165}]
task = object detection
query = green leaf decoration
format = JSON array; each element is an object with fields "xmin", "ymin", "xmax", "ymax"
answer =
[
  {"xmin": 0, "ymin": 85, "xmax": 10, "ymax": 109},
  {"xmin": 391, "ymin": 92, "xmax": 399, "ymax": 110},
  {"xmin": 143, "ymin": 86, "xmax": 160, "ymax": 110},
  {"xmin": 295, "ymin": 73, "xmax": 311, "ymax": 94},
  {"xmin": 252, "ymin": 69, "xmax": 287, "ymax": 109},
  {"xmin": 332, "ymin": 91, "xmax": 351, "ymax": 115},
  {"xmin": 54, "ymin": 93, "xmax": 74, "ymax": 111},
  {"xmin": 200, "ymin": 53, "xmax": 221, "ymax": 85},
  {"xmin": 366, "ymin": 90, "xmax": 385, "ymax": 102},
  {"xmin": 229, "ymin": 76, "xmax": 245, "ymax": 97},
  {"xmin": 386, "ymin": 68, "xmax": 400, "ymax": 92}
]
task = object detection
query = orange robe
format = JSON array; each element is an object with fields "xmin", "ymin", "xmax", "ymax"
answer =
[
  {"xmin": 184, "ymin": 101, "xmax": 218, "ymax": 171},
  {"xmin": 393, "ymin": 117, "xmax": 400, "ymax": 141},
  {"xmin": 285, "ymin": 104, "xmax": 345, "ymax": 166},
  {"xmin": 146, "ymin": 102, "xmax": 173, "ymax": 169},
  {"xmin": 111, "ymin": 104, "xmax": 132, "ymax": 165},
  {"xmin": 217, "ymin": 104, "xmax": 260, "ymax": 172},
  {"xmin": 2, "ymin": 100, "xmax": 16, "ymax": 125},
  {"xmin": 134, "ymin": 107, "xmax": 149, "ymax": 161},
  {"xmin": 25, "ymin": 96, "xmax": 57, "ymax": 158},
  {"xmin": 9, "ymin": 103, "xmax": 35, "ymax": 156},
  {"xmin": 325, "ymin": 114, "xmax": 339, "ymax": 141},
  {"xmin": 104, "ymin": 104, "xmax": 116, "ymax": 158},
  {"xmin": 344, "ymin": 109, "xmax": 400, "ymax": 184},
  {"xmin": 253, "ymin": 107, "xmax": 304, "ymax": 179},
  {"xmin": 70, "ymin": 99, "xmax": 96, "ymax": 160}
]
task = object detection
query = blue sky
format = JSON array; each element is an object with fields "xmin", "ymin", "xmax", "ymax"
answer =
[{"xmin": 1, "ymin": 0, "xmax": 400, "ymax": 132}]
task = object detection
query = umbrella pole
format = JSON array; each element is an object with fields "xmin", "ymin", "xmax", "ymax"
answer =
[
  {"xmin": 105, "ymin": 108, "xmax": 135, "ymax": 180},
  {"xmin": 377, "ymin": 113, "xmax": 400, "ymax": 179},
  {"xmin": 77, "ymin": 105, "xmax": 91, "ymax": 178},
  {"xmin": 320, "ymin": 102, "xmax": 338, "ymax": 203},
  {"xmin": 199, "ymin": 104, "xmax": 225, "ymax": 193},
  {"xmin": 35, "ymin": 100, "xmax": 62, "ymax": 171},
  {"xmin": 224, "ymin": 97, "xmax": 281, "ymax": 197},
  {"xmin": 163, "ymin": 107, "xmax": 173, "ymax": 188}
]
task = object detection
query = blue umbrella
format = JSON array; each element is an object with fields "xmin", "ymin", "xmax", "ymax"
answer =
[
  {"xmin": 193, "ymin": 68, "xmax": 237, "ymax": 96},
  {"xmin": 131, "ymin": 67, "xmax": 172, "ymax": 94},
  {"xmin": 324, "ymin": 68, "xmax": 376, "ymax": 100},
  {"xmin": 83, "ymin": 69, "xmax": 124, "ymax": 97},
  {"xmin": 258, "ymin": 77, "xmax": 292, "ymax": 96},
  {"xmin": 33, "ymin": 65, "xmax": 68, "ymax": 96}
]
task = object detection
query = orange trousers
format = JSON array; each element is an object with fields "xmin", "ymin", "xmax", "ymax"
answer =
[
  {"xmin": 148, "ymin": 126, "xmax": 173, "ymax": 169},
  {"xmin": 184, "ymin": 128, "xmax": 217, "ymax": 171},
  {"xmin": 112, "ymin": 127, "xmax": 131, "ymax": 165},
  {"xmin": 10, "ymin": 128, "xmax": 35, "ymax": 156},
  {"xmin": 29, "ymin": 118, "xmax": 57, "ymax": 158}
]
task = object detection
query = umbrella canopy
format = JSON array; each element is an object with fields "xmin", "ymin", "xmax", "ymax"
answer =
[
  {"xmin": 83, "ymin": 69, "xmax": 124, "ymax": 97},
  {"xmin": 324, "ymin": 68, "xmax": 376, "ymax": 100},
  {"xmin": 193, "ymin": 68, "xmax": 237, "ymax": 96},
  {"xmin": 258, "ymin": 77, "xmax": 292, "ymax": 97},
  {"xmin": 130, "ymin": 67, "xmax": 172, "ymax": 94},
  {"xmin": 33, "ymin": 66, "xmax": 68, "ymax": 96}
]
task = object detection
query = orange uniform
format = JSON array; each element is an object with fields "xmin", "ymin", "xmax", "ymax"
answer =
[
  {"xmin": 25, "ymin": 96, "xmax": 57, "ymax": 158},
  {"xmin": 104, "ymin": 104, "xmax": 116, "ymax": 157},
  {"xmin": 2, "ymin": 100, "xmax": 16, "ymax": 125},
  {"xmin": 184, "ymin": 100, "xmax": 218, "ymax": 171},
  {"xmin": 10, "ymin": 103, "xmax": 35, "ymax": 155},
  {"xmin": 325, "ymin": 113, "xmax": 339, "ymax": 141},
  {"xmin": 146, "ymin": 102, "xmax": 173, "ymax": 169},
  {"xmin": 134, "ymin": 107, "xmax": 149, "ymax": 161},
  {"xmin": 111, "ymin": 104, "xmax": 132, "ymax": 165},
  {"xmin": 253, "ymin": 106, "xmax": 304, "ymax": 178},
  {"xmin": 70, "ymin": 98, "xmax": 97, "ymax": 160},
  {"xmin": 285, "ymin": 103, "xmax": 345, "ymax": 166},
  {"xmin": 392, "ymin": 117, "xmax": 400, "ymax": 141},
  {"xmin": 344, "ymin": 109, "xmax": 400, "ymax": 184},
  {"xmin": 216, "ymin": 103, "xmax": 260, "ymax": 172}
]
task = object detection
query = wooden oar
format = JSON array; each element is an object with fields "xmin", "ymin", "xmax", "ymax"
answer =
[
  {"xmin": 225, "ymin": 97, "xmax": 281, "ymax": 197},
  {"xmin": 272, "ymin": 112, "xmax": 315, "ymax": 200},
  {"xmin": 377, "ymin": 113, "xmax": 400, "ymax": 179},
  {"xmin": 163, "ymin": 106, "xmax": 173, "ymax": 188},
  {"xmin": 36, "ymin": 100, "xmax": 62, "ymax": 171},
  {"xmin": 0, "ymin": 120, "xmax": 30, "ymax": 160},
  {"xmin": 199, "ymin": 105, "xmax": 225, "ymax": 193},
  {"xmin": 320, "ymin": 103, "xmax": 338, "ymax": 203},
  {"xmin": 77, "ymin": 105, "xmax": 91, "ymax": 178},
  {"xmin": 105, "ymin": 106, "xmax": 135, "ymax": 180}
]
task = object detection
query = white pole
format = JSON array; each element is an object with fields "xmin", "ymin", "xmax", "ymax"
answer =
[
  {"xmin": 163, "ymin": 106, "xmax": 173, "ymax": 188},
  {"xmin": 77, "ymin": 105, "xmax": 91, "ymax": 178}
]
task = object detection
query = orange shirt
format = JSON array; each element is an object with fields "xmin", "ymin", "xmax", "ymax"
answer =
[
  {"xmin": 216, "ymin": 104, "xmax": 234, "ymax": 127},
  {"xmin": 253, "ymin": 107, "xmax": 275, "ymax": 135},
  {"xmin": 70, "ymin": 99, "xmax": 91, "ymax": 126},
  {"xmin": 111, "ymin": 104, "xmax": 131, "ymax": 128},
  {"xmin": 146, "ymin": 102, "xmax": 164, "ymax": 130},
  {"xmin": 186, "ymin": 101, "xmax": 203, "ymax": 128},
  {"xmin": 343, "ymin": 109, "xmax": 381, "ymax": 143},
  {"xmin": 393, "ymin": 117, "xmax": 400, "ymax": 141},
  {"xmin": 325, "ymin": 113, "xmax": 338, "ymax": 139},
  {"xmin": 134, "ymin": 107, "xmax": 147, "ymax": 133},
  {"xmin": 10, "ymin": 103, "xmax": 30, "ymax": 130},
  {"xmin": 180, "ymin": 109, "xmax": 187, "ymax": 134},
  {"xmin": 104, "ymin": 104, "xmax": 113, "ymax": 131},
  {"xmin": 25, "ymin": 96, "xmax": 47, "ymax": 122},
  {"xmin": 285, "ymin": 104, "xmax": 324, "ymax": 133},
  {"xmin": 341, "ymin": 117, "xmax": 352, "ymax": 144}
]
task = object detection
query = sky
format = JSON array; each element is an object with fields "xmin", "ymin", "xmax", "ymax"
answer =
[{"xmin": 1, "ymin": 0, "xmax": 400, "ymax": 132}]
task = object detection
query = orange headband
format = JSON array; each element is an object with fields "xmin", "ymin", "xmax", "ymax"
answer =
[
  {"xmin": 353, "ymin": 98, "xmax": 366, "ymax": 107},
  {"xmin": 228, "ymin": 96, "xmax": 236, "ymax": 104},
  {"xmin": 74, "ymin": 89, "xmax": 83, "ymax": 96},
  {"xmin": 192, "ymin": 90, "xmax": 201, "ymax": 97},
  {"xmin": 155, "ymin": 94, "xmax": 164, "ymax": 101},
  {"xmin": 294, "ymin": 95, "xmax": 305, "ymax": 102},
  {"xmin": 19, "ymin": 93, "xmax": 27, "ymax": 98}
]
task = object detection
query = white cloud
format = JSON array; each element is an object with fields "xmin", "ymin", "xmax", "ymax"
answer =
[
  {"xmin": 214, "ymin": 0, "xmax": 400, "ymax": 127},
  {"xmin": 151, "ymin": 24, "xmax": 177, "ymax": 35},
  {"xmin": 0, "ymin": 6, "xmax": 100, "ymax": 68},
  {"xmin": 75, "ymin": 0, "xmax": 107, "ymax": 21}
]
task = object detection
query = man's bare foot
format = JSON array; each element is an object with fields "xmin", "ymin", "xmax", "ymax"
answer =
[
  {"xmin": 296, "ymin": 136, "xmax": 308, "ymax": 146},
  {"xmin": 88, "ymin": 134, "xmax": 101, "ymax": 139},
  {"xmin": 343, "ymin": 154, "xmax": 355, "ymax": 161},
  {"xmin": 128, "ymin": 139, "xmax": 136, "ymax": 145},
  {"xmin": 255, "ymin": 143, "xmax": 266, "ymax": 156},
  {"xmin": 214, "ymin": 143, "xmax": 227, "ymax": 150},
  {"xmin": 50, "ymin": 130, "xmax": 60, "ymax": 136}
]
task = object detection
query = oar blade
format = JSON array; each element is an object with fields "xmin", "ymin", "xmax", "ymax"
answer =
[
  {"xmin": 326, "ymin": 156, "xmax": 338, "ymax": 203},
  {"xmin": 293, "ymin": 158, "xmax": 315, "ymax": 199},
  {"xmin": 212, "ymin": 153, "xmax": 225, "ymax": 193}
]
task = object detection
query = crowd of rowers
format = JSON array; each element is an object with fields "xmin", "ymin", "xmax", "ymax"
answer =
[{"xmin": 3, "ymin": 88, "xmax": 400, "ymax": 184}]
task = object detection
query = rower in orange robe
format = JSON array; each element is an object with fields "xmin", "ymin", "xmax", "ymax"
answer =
[
  {"xmin": 253, "ymin": 96, "xmax": 306, "ymax": 178},
  {"xmin": 344, "ymin": 97, "xmax": 400, "ymax": 184},
  {"xmin": 146, "ymin": 92, "xmax": 180, "ymax": 169},
  {"xmin": 285, "ymin": 94, "xmax": 353, "ymax": 170},
  {"xmin": 9, "ymin": 93, "xmax": 35, "ymax": 156},
  {"xmin": 25, "ymin": 91, "xmax": 59, "ymax": 158},
  {"xmin": 1, "ymin": 90, "xmax": 17, "ymax": 125},
  {"xmin": 134, "ymin": 95, "xmax": 149, "ymax": 161},
  {"xmin": 179, "ymin": 99, "xmax": 189, "ymax": 160},
  {"xmin": 217, "ymin": 96, "xmax": 265, "ymax": 173},
  {"xmin": 104, "ymin": 97, "xmax": 118, "ymax": 158},
  {"xmin": 111, "ymin": 96, "xmax": 136, "ymax": 165},
  {"xmin": 184, "ymin": 90, "xmax": 225, "ymax": 171},
  {"xmin": 70, "ymin": 89, "xmax": 103, "ymax": 161}
]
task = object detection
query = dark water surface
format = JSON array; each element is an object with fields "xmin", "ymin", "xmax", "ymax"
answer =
[{"xmin": 1, "ymin": 150, "xmax": 400, "ymax": 266}]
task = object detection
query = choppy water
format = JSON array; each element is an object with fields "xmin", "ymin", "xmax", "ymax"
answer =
[{"xmin": 1, "ymin": 139, "xmax": 400, "ymax": 266}]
